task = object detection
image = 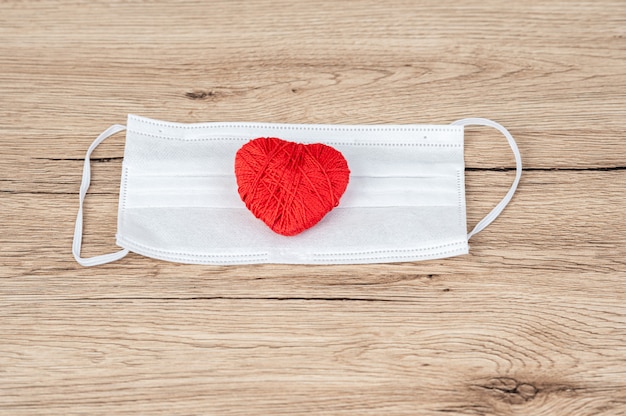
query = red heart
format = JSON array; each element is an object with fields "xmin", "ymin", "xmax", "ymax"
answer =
[{"xmin": 235, "ymin": 137, "xmax": 350, "ymax": 236}]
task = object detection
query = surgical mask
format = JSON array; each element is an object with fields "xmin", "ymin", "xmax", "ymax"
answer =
[{"xmin": 73, "ymin": 115, "xmax": 521, "ymax": 266}]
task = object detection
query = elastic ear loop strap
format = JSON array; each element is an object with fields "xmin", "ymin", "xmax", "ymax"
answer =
[
  {"xmin": 451, "ymin": 118, "xmax": 522, "ymax": 239},
  {"xmin": 72, "ymin": 124, "xmax": 129, "ymax": 266}
]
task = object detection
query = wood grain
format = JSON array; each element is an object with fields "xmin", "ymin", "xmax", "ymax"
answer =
[{"xmin": 1, "ymin": 1, "xmax": 625, "ymax": 415}]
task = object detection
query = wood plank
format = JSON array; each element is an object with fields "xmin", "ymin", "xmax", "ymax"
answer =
[
  {"xmin": 1, "ymin": 298, "xmax": 625, "ymax": 415},
  {"xmin": 0, "ymin": 2, "xmax": 625, "ymax": 167},
  {"xmin": 1, "ymin": 171, "xmax": 624, "ymax": 290}
]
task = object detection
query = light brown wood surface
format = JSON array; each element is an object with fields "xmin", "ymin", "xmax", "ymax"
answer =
[{"xmin": 1, "ymin": 1, "xmax": 626, "ymax": 415}]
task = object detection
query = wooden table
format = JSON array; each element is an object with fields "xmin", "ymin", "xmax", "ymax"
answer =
[{"xmin": 1, "ymin": 1, "xmax": 625, "ymax": 415}]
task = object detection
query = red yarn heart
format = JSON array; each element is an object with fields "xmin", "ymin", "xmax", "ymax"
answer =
[{"xmin": 235, "ymin": 137, "xmax": 350, "ymax": 236}]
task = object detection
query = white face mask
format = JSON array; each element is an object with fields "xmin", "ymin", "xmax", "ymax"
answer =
[{"xmin": 73, "ymin": 115, "xmax": 521, "ymax": 266}]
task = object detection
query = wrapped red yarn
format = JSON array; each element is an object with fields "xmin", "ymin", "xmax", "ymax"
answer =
[{"xmin": 235, "ymin": 137, "xmax": 350, "ymax": 236}]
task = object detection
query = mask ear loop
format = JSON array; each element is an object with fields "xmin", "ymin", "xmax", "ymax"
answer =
[
  {"xmin": 72, "ymin": 124, "xmax": 129, "ymax": 266},
  {"xmin": 451, "ymin": 118, "xmax": 522, "ymax": 239}
]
